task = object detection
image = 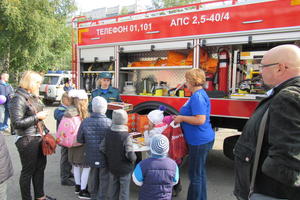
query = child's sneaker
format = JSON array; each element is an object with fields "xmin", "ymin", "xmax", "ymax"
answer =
[
  {"xmin": 75, "ymin": 185, "xmax": 80, "ymax": 194},
  {"xmin": 78, "ymin": 189, "xmax": 91, "ymax": 199}
]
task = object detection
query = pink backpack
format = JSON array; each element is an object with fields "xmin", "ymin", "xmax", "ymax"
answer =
[{"xmin": 56, "ymin": 116, "xmax": 82, "ymax": 147}]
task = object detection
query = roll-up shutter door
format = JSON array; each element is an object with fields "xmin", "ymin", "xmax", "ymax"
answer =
[
  {"xmin": 252, "ymin": 31, "xmax": 300, "ymax": 43},
  {"xmin": 203, "ymin": 36, "xmax": 249, "ymax": 46},
  {"xmin": 120, "ymin": 40, "xmax": 193, "ymax": 53},
  {"xmin": 80, "ymin": 47, "xmax": 115, "ymax": 63}
]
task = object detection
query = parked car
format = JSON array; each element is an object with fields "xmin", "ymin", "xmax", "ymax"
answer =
[{"xmin": 39, "ymin": 71, "xmax": 72, "ymax": 105}]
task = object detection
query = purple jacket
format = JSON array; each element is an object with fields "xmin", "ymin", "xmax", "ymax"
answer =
[{"xmin": 133, "ymin": 157, "xmax": 178, "ymax": 200}]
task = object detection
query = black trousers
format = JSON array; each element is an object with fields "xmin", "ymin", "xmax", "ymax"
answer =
[
  {"xmin": 16, "ymin": 136, "xmax": 47, "ymax": 200},
  {"xmin": 60, "ymin": 146, "xmax": 72, "ymax": 182}
]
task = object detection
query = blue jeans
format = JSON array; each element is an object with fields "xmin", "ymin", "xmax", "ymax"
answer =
[
  {"xmin": 187, "ymin": 141, "xmax": 214, "ymax": 200},
  {"xmin": 0, "ymin": 106, "xmax": 9, "ymax": 131}
]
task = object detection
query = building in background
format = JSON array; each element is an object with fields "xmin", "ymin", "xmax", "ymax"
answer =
[{"xmin": 81, "ymin": 0, "xmax": 153, "ymax": 20}]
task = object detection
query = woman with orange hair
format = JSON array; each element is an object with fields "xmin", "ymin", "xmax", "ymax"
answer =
[{"xmin": 174, "ymin": 68, "xmax": 215, "ymax": 200}]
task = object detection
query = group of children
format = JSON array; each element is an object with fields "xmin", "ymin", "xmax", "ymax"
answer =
[{"xmin": 54, "ymin": 90, "xmax": 179, "ymax": 200}]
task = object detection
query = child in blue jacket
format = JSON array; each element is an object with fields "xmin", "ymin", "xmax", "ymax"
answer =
[
  {"xmin": 132, "ymin": 134, "xmax": 179, "ymax": 200},
  {"xmin": 53, "ymin": 92, "xmax": 74, "ymax": 186}
]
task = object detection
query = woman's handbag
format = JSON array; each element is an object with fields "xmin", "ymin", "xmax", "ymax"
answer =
[
  {"xmin": 248, "ymin": 109, "xmax": 287, "ymax": 200},
  {"xmin": 25, "ymin": 95, "xmax": 57, "ymax": 156},
  {"xmin": 37, "ymin": 122, "xmax": 57, "ymax": 155}
]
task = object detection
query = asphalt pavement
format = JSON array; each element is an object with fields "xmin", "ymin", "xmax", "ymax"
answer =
[{"xmin": 5, "ymin": 105, "xmax": 238, "ymax": 200}]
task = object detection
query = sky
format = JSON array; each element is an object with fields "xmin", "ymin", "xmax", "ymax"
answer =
[{"xmin": 75, "ymin": 0, "xmax": 153, "ymax": 13}]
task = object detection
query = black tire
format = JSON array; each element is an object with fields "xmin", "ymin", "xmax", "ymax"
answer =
[
  {"xmin": 132, "ymin": 101, "xmax": 179, "ymax": 115},
  {"xmin": 43, "ymin": 99, "xmax": 53, "ymax": 106},
  {"xmin": 223, "ymin": 135, "xmax": 240, "ymax": 160}
]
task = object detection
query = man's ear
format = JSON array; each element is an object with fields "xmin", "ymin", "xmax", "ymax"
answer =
[{"xmin": 276, "ymin": 63, "xmax": 287, "ymax": 75}]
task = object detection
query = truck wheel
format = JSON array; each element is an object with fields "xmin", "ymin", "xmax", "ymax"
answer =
[
  {"xmin": 132, "ymin": 101, "xmax": 179, "ymax": 115},
  {"xmin": 43, "ymin": 99, "xmax": 53, "ymax": 106},
  {"xmin": 223, "ymin": 135, "xmax": 240, "ymax": 160}
]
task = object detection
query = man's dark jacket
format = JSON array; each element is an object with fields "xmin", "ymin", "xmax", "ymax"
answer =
[{"xmin": 234, "ymin": 76, "xmax": 300, "ymax": 200}]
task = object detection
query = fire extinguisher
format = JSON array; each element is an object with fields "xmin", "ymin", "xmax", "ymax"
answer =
[
  {"xmin": 206, "ymin": 73, "xmax": 215, "ymax": 91},
  {"xmin": 218, "ymin": 49, "xmax": 229, "ymax": 93}
]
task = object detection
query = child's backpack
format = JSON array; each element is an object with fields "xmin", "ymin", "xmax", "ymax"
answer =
[{"xmin": 56, "ymin": 116, "xmax": 82, "ymax": 147}]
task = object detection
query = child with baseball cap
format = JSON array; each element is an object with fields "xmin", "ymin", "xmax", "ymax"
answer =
[{"xmin": 132, "ymin": 134, "xmax": 179, "ymax": 199}]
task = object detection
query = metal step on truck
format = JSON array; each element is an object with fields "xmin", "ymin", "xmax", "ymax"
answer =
[{"xmin": 71, "ymin": 0, "xmax": 300, "ymax": 159}]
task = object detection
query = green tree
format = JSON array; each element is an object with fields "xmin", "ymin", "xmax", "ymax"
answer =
[
  {"xmin": 151, "ymin": 0, "xmax": 199, "ymax": 9},
  {"xmin": 121, "ymin": 7, "xmax": 129, "ymax": 15},
  {"xmin": 0, "ymin": 0, "xmax": 76, "ymax": 74}
]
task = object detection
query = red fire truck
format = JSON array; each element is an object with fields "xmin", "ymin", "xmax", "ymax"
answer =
[{"xmin": 72, "ymin": 0, "xmax": 300, "ymax": 158}]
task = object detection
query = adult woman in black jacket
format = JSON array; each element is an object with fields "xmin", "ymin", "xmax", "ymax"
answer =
[{"xmin": 9, "ymin": 71, "xmax": 55, "ymax": 200}]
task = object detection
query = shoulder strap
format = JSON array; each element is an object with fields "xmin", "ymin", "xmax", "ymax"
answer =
[{"xmin": 249, "ymin": 108, "xmax": 269, "ymax": 197}]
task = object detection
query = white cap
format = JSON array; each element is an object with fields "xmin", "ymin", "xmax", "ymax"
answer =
[
  {"xmin": 92, "ymin": 96, "xmax": 107, "ymax": 114},
  {"xmin": 150, "ymin": 134, "xmax": 169, "ymax": 156},
  {"xmin": 68, "ymin": 89, "xmax": 77, "ymax": 98},
  {"xmin": 76, "ymin": 89, "xmax": 88, "ymax": 100},
  {"xmin": 147, "ymin": 109, "xmax": 164, "ymax": 125}
]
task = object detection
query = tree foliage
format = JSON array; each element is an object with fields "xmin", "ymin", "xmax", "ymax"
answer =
[
  {"xmin": 151, "ymin": 0, "xmax": 199, "ymax": 9},
  {"xmin": 0, "ymin": 0, "xmax": 76, "ymax": 73}
]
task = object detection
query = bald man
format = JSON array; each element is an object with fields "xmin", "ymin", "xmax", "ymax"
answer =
[{"xmin": 233, "ymin": 45, "xmax": 300, "ymax": 200}]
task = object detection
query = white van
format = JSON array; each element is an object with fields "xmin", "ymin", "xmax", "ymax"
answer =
[{"xmin": 39, "ymin": 71, "xmax": 72, "ymax": 105}]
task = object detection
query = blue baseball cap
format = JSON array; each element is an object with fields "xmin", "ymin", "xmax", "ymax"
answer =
[{"xmin": 98, "ymin": 72, "xmax": 112, "ymax": 79}]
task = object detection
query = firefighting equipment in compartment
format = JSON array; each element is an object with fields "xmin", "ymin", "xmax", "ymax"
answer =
[
  {"xmin": 184, "ymin": 50, "xmax": 193, "ymax": 65},
  {"xmin": 201, "ymin": 58, "xmax": 218, "ymax": 74},
  {"xmin": 160, "ymin": 81, "xmax": 169, "ymax": 96},
  {"xmin": 179, "ymin": 90, "xmax": 184, "ymax": 97},
  {"xmin": 154, "ymin": 58, "xmax": 168, "ymax": 66},
  {"xmin": 218, "ymin": 49, "xmax": 230, "ymax": 93},
  {"xmin": 128, "ymin": 50, "xmax": 194, "ymax": 68},
  {"xmin": 129, "ymin": 60, "xmax": 155, "ymax": 67},
  {"xmin": 206, "ymin": 73, "xmax": 215, "ymax": 91},
  {"xmin": 169, "ymin": 82, "xmax": 191, "ymax": 97},
  {"xmin": 92, "ymin": 74, "xmax": 97, "ymax": 90},
  {"xmin": 200, "ymin": 49, "xmax": 209, "ymax": 63},
  {"xmin": 123, "ymin": 81, "xmax": 136, "ymax": 95},
  {"xmin": 142, "ymin": 77, "xmax": 155, "ymax": 94},
  {"xmin": 152, "ymin": 82, "xmax": 163, "ymax": 96},
  {"xmin": 238, "ymin": 69, "xmax": 264, "ymax": 94},
  {"xmin": 169, "ymin": 82, "xmax": 185, "ymax": 96},
  {"xmin": 87, "ymin": 74, "xmax": 92, "ymax": 92},
  {"xmin": 167, "ymin": 51, "xmax": 186, "ymax": 66},
  {"xmin": 83, "ymin": 73, "xmax": 89, "ymax": 92},
  {"xmin": 199, "ymin": 49, "xmax": 218, "ymax": 74}
]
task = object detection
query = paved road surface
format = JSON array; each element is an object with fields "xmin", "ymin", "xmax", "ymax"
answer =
[{"xmin": 5, "ymin": 105, "xmax": 238, "ymax": 200}]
